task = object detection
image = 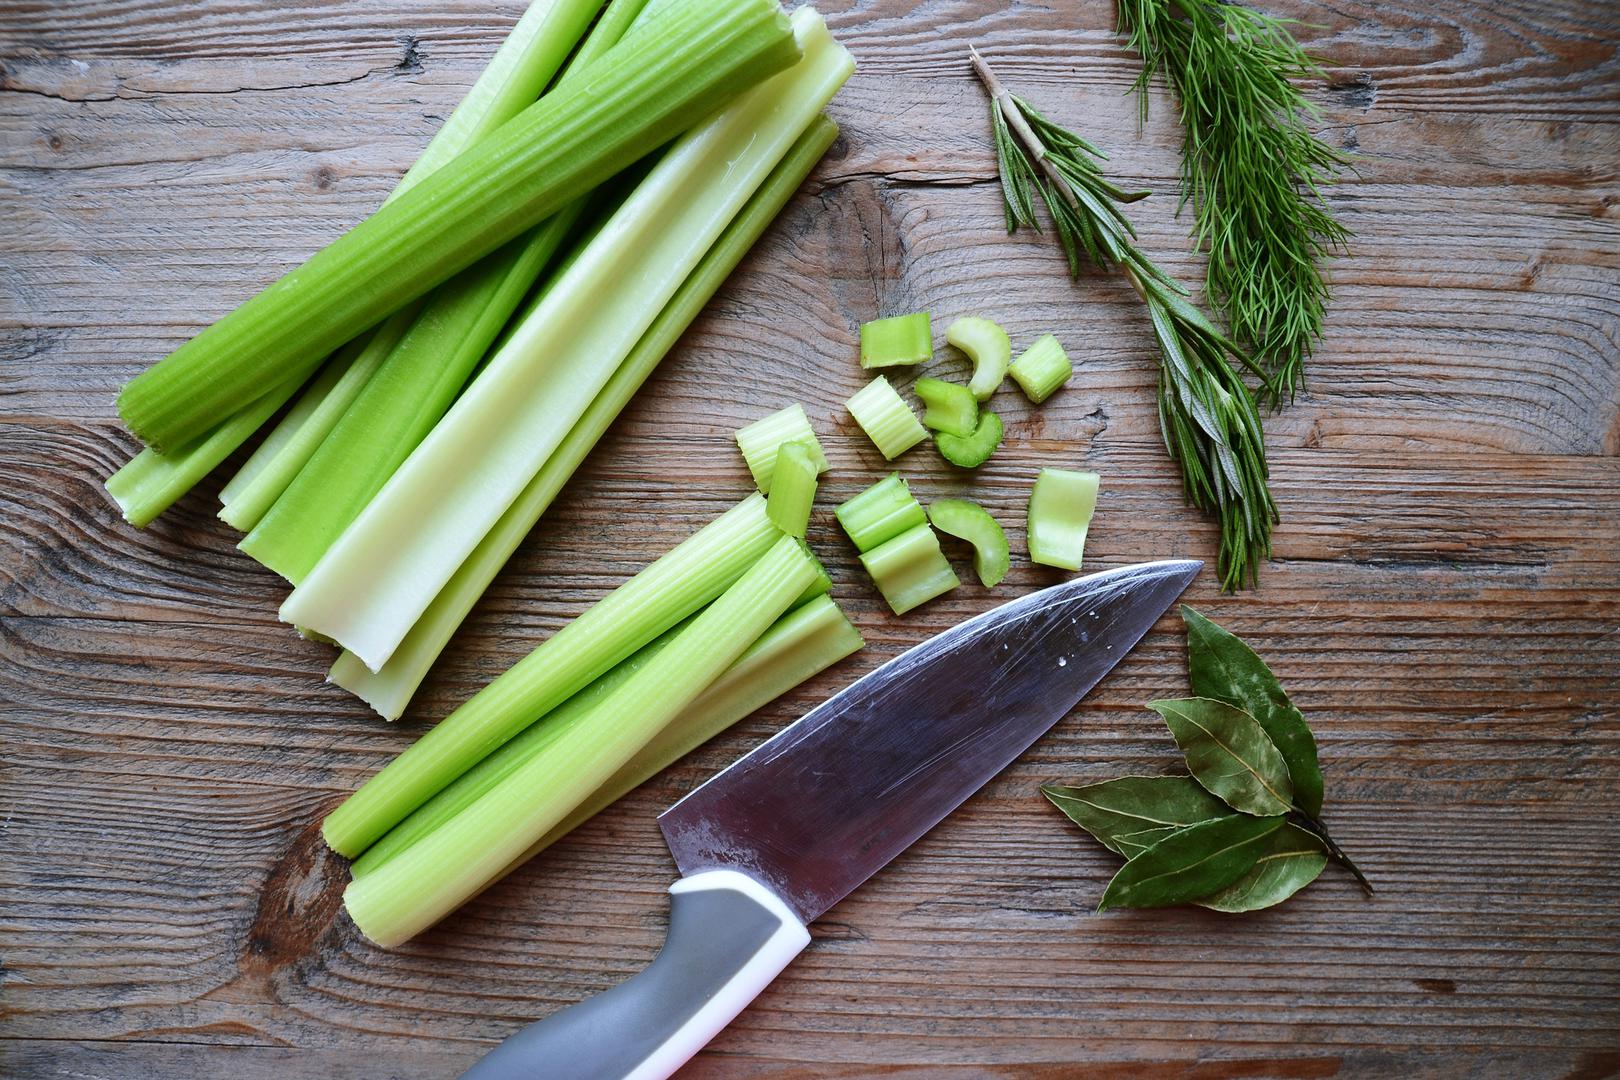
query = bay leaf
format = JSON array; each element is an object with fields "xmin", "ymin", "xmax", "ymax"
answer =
[
  {"xmin": 1041, "ymin": 776, "xmax": 1231, "ymax": 856},
  {"xmin": 1182, "ymin": 605, "xmax": 1323, "ymax": 815},
  {"xmin": 1149, "ymin": 697, "xmax": 1295, "ymax": 817},
  {"xmin": 1196, "ymin": 824, "xmax": 1327, "ymax": 912},
  {"xmin": 1098, "ymin": 814, "xmax": 1285, "ymax": 911}
]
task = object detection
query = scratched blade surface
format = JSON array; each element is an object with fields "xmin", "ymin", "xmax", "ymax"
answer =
[{"xmin": 659, "ymin": 558, "xmax": 1201, "ymax": 923}]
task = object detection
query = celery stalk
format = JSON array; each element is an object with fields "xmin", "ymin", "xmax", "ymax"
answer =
[
  {"xmin": 342, "ymin": 534, "xmax": 819, "ymax": 946},
  {"xmin": 860, "ymin": 312, "xmax": 932, "ymax": 368},
  {"xmin": 846, "ymin": 375, "xmax": 927, "ymax": 460},
  {"xmin": 935, "ymin": 409, "xmax": 1004, "ymax": 469},
  {"xmin": 327, "ymin": 116, "xmax": 840, "ymax": 720},
  {"xmin": 914, "ymin": 376, "xmax": 978, "ymax": 438},
  {"xmin": 116, "ymin": 0, "xmax": 802, "ymax": 452},
  {"xmin": 766, "ymin": 440, "xmax": 819, "ymax": 538},
  {"xmin": 1027, "ymin": 468, "xmax": 1100, "ymax": 571},
  {"xmin": 948, "ymin": 316, "xmax": 1012, "ymax": 401},
  {"xmin": 321, "ymin": 493, "xmax": 782, "ymax": 858},
  {"xmin": 736, "ymin": 403, "xmax": 830, "ymax": 493},
  {"xmin": 859, "ymin": 523, "xmax": 959, "ymax": 614},
  {"xmin": 928, "ymin": 497, "xmax": 1010, "ymax": 587},
  {"xmin": 1008, "ymin": 333, "xmax": 1072, "ymax": 404},
  {"xmin": 352, "ymin": 595, "xmax": 861, "ymax": 879},
  {"xmin": 284, "ymin": 11, "xmax": 853, "ymax": 672},
  {"xmin": 834, "ymin": 473, "xmax": 926, "ymax": 553},
  {"xmin": 109, "ymin": 0, "xmax": 612, "ymax": 515}
]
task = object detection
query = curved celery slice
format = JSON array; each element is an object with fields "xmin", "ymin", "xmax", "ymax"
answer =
[
  {"xmin": 1027, "ymin": 468, "xmax": 1100, "ymax": 571},
  {"xmin": 766, "ymin": 440, "xmax": 819, "ymax": 538},
  {"xmin": 1009, "ymin": 332, "xmax": 1072, "ymax": 404},
  {"xmin": 736, "ymin": 403, "xmax": 829, "ymax": 493},
  {"xmin": 117, "ymin": 0, "xmax": 803, "ymax": 451},
  {"xmin": 860, "ymin": 312, "xmax": 932, "ymax": 368},
  {"xmin": 928, "ymin": 497, "xmax": 1010, "ymax": 588},
  {"xmin": 948, "ymin": 316, "xmax": 1012, "ymax": 401},
  {"xmin": 846, "ymin": 375, "xmax": 927, "ymax": 460},
  {"xmin": 858, "ymin": 523, "xmax": 959, "ymax": 615},
  {"xmin": 284, "ymin": 11, "xmax": 852, "ymax": 672},
  {"xmin": 935, "ymin": 409, "xmax": 1003, "ymax": 469},
  {"xmin": 352, "ymin": 594, "xmax": 862, "ymax": 879},
  {"xmin": 914, "ymin": 376, "xmax": 977, "ymax": 438},
  {"xmin": 834, "ymin": 473, "xmax": 925, "ymax": 553},
  {"xmin": 327, "ymin": 116, "xmax": 842, "ymax": 721},
  {"xmin": 320, "ymin": 493, "xmax": 782, "ymax": 858},
  {"xmin": 342, "ymin": 534, "xmax": 819, "ymax": 946}
]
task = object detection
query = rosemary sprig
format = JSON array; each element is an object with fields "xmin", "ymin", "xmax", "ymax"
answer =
[
  {"xmin": 1118, "ymin": 0, "xmax": 1350, "ymax": 404},
  {"xmin": 970, "ymin": 49, "xmax": 1276, "ymax": 592}
]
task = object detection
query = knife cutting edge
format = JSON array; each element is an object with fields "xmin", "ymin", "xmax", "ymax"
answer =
[{"xmin": 461, "ymin": 558, "xmax": 1201, "ymax": 1080}]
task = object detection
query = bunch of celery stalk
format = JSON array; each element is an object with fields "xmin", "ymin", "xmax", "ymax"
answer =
[
  {"xmin": 104, "ymin": 0, "xmax": 866, "ymax": 943},
  {"xmin": 107, "ymin": 0, "xmax": 856, "ymax": 722}
]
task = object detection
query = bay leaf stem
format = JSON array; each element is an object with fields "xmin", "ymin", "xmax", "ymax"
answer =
[{"xmin": 1289, "ymin": 809, "xmax": 1373, "ymax": 894}]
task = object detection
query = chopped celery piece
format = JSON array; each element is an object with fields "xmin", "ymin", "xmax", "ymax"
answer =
[
  {"xmin": 1009, "ymin": 332, "xmax": 1072, "ymax": 404},
  {"xmin": 834, "ymin": 473, "xmax": 925, "ymax": 553},
  {"xmin": 914, "ymin": 376, "xmax": 977, "ymax": 437},
  {"xmin": 320, "ymin": 493, "xmax": 782, "ymax": 858},
  {"xmin": 928, "ymin": 497, "xmax": 1010, "ymax": 588},
  {"xmin": 766, "ymin": 440, "xmax": 819, "ymax": 538},
  {"xmin": 105, "ymin": 377, "xmax": 306, "ymax": 528},
  {"xmin": 736, "ymin": 403, "xmax": 829, "ymax": 493},
  {"xmin": 948, "ymin": 315, "xmax": 1012, "ymax": 401},
  {"xmin": 284, "ymin": 11, "xmax": 852, "ymax": 672},
  {"xmin": 116, "ymin": 0, "xmax": 803, "ymax": 451},
  {"xmin": 342, "ymin": 534, "xmax": 819, "ymax": 946},
  {"xmin": 858, "ymin": 523, "xmax": 959, "ymax": 615},
  {"xmin": 860, "ymin": 312, "xmax": 932, "ymax": 368},
  {"xmin": 846, "ymin": 375, "xmax": 927, "ymax": 460},
  {"xmin": 353, "ymin": 595, "xmax": 861, "ymax": 879},
  {"xmin": 1027, "ymin": 468, "xmax": 1100, "ymax": 571},
  {"xmin": 935, "ymin": 409, "xmax": 1003, "ymax": 469},
  {"xmin": 327, "ymin": 116, "xmax": 841, "ymax": 720},
  {"xmin": 218, "ymin": 305, "xmax": 420, "ymax": 534}
]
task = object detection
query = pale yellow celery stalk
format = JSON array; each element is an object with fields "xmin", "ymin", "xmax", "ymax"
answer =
[{"xmin": 282, "ymin": 9, "xmax": 854, "ymax": 672}]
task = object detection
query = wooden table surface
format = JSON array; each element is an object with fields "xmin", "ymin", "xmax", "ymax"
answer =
[{"xmin": 4, "ymin": 0, "xmax": 1618, "ymax": 1076}]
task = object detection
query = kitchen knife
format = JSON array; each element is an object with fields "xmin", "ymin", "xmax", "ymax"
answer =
[{"xmin": 461, "ymin": 558, "xmax": 1200, "ymax": 1080}]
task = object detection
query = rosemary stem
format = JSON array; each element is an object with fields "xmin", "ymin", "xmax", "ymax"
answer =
[{"xmin": 969, "ymin": 48, "xmax": 1082, "ymax": 213}]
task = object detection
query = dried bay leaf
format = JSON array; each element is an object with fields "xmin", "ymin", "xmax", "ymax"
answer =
[
  {"xmin": 1196, "ymin": 825, "xmax": 1327, "ymax": 912},
  {"xmin": 1042, "ymin": 776, "xmax": 1231, "ymax": 856},
  {"xmin": 1149, "ymin": 697, "xmax": 1294, "ymax": 816},
  {"xmin": 1098, "ymin": 814, "xmax": 1284, "ymax": 911},
  {"xmin": 1182, "ymin": 605, "xmax": 1323, "ymax": 815}
]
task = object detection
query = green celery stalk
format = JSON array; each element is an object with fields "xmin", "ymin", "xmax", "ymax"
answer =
[
  {"xmin": 1027, "ymin": 468, "xmax": 1100, "ymax": 571},
  {"xmin": 860, "ymin": 312, "xmax": 932, "ymax": 368},
  {"xmin": 928, "ymin": 497, "xmax": 1010, "ymax": 587},
  {"xmin": 327, "ymin": 116, "xmax": 841, "ymax": 720},
  {"xmin": 914, "ymin": 376, "xmax": 978, "ymax": 438},
  {"xmin": 834, "ymin": 473, "xmax": 926, "ymax": 553},
  {"xmin": 352, "ymin": 594, "xmax": 861, "ymax": 879},
  {"xmin": 846, "ymin": 375, "xmax": 928, "ymax": 460},
  {"xmin": 735, "ymin": 403, "xmax": 830, "ymax": 493},
  {"xmin": 948, "ymin": 316, "xmax": 1012, "ymax": 401},
  {"xmin": 109, "ymin": 0, "xmax": 610, "ymax": 517},
  {"xmin": 321, "ymin": 493, "xmax": 782, "ymax": 858},
  {"xmin": 217, "ymin": 303, "xmax": 421, "ymax": 533},
  {"xmin": 766, "ymin": 440, "xmax": 819, "ymax": 538},
  {"xmin": 116, "ymin": 0, "xmax": 802, "ymax": 452},
  {"xmin": 935, "ymin": 409, "xmax": 1003, "ymax": 469},
  {"xmin": 343, "ymin": 534, "xmax": 820, "ymax": 946},
  {"xmin": 1008, "ymin": 333, "xmax": 1072, "ymax": 404},
  {"xmin": 859, "ymin": 523, "xmax": 959, "ymax": 614},
  {"xmin": 232, "ymin": 0, "xmax": 655, "ymax": 578},
  {"xmin": 284, "ymin": 10, "xmax": 852, "ymax": 672}
]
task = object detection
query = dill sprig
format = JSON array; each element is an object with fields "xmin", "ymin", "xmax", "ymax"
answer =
[
  {"xmin": 1118, "ymin": 0, "xmax": 1350, "ymax": 404},
  {"xmin": 970, "ymin": 48, "xmax": 1277, "ymax": 592}
]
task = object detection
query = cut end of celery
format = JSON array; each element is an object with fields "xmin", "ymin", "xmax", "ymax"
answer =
[
  {"xmin": 846, "ymin": 376, "xmax": 926, "ymax": 460},
  {"xmin": 737, "ymin": 403, "xmax": 829, "ymax": 492},
  {"xmin": 1009, "ymin": 333, "xmax": 1072, "ymax": 404},
  {"xmin": 947, "ymin": 316, "xmax": 1012, "ymax": 401},
  {"xmin": 1027, "ymin": 468, "xmax": 1099, "ymax": 571},
  {"xmin": 858, "ymin": 523, "xmax": 958, "ymax": 614},
  {"xmin": 329, "ymin": 650, "xmax": 409, "ymax": 722},
  {"xmin": 860, "ymin": 312, "xmax": 932, "ymax": 368}
]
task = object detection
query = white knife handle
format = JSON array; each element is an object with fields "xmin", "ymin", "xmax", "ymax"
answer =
[{"xmin": 460, "ymin": 870, "xmax": 809, "ymax": 1080}]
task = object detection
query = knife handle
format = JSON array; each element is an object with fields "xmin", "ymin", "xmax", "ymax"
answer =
[{"xmin": 459, "ymin": 869, "xmax": 809, "ymax": 1080}]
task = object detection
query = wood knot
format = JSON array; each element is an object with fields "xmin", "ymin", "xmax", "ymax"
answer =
[
  {"xmin": 239, "ymin": 814, "xmax": 346, "ymax": 980},
  {"xmin": 1328, "ymin": 73, "xmax": 1376, "ymax": 111},
  {"xmin": 1413, "ymin": 977, "xmax": 1457, "ymax": 994},
  {"xmin": 46, "ymin": 132, "xmax": 63, "ymax": 151},
  {"xmin": 396, "ymin": 34, "xmax": 425, "ymax": 75},
  {"xmin": 311, "ymin": 165, "xmax": 337, "ymax": 191}
]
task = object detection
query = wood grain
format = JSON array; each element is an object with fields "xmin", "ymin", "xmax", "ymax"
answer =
[{"xmin": 3, "ymin": 0, "xmax": 1618, "ymax": 1076}]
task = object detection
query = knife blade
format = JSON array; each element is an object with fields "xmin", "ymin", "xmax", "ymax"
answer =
[{"xmin": 462, "ymin": 559, "xmax": 1200, "ymax": 1080}]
